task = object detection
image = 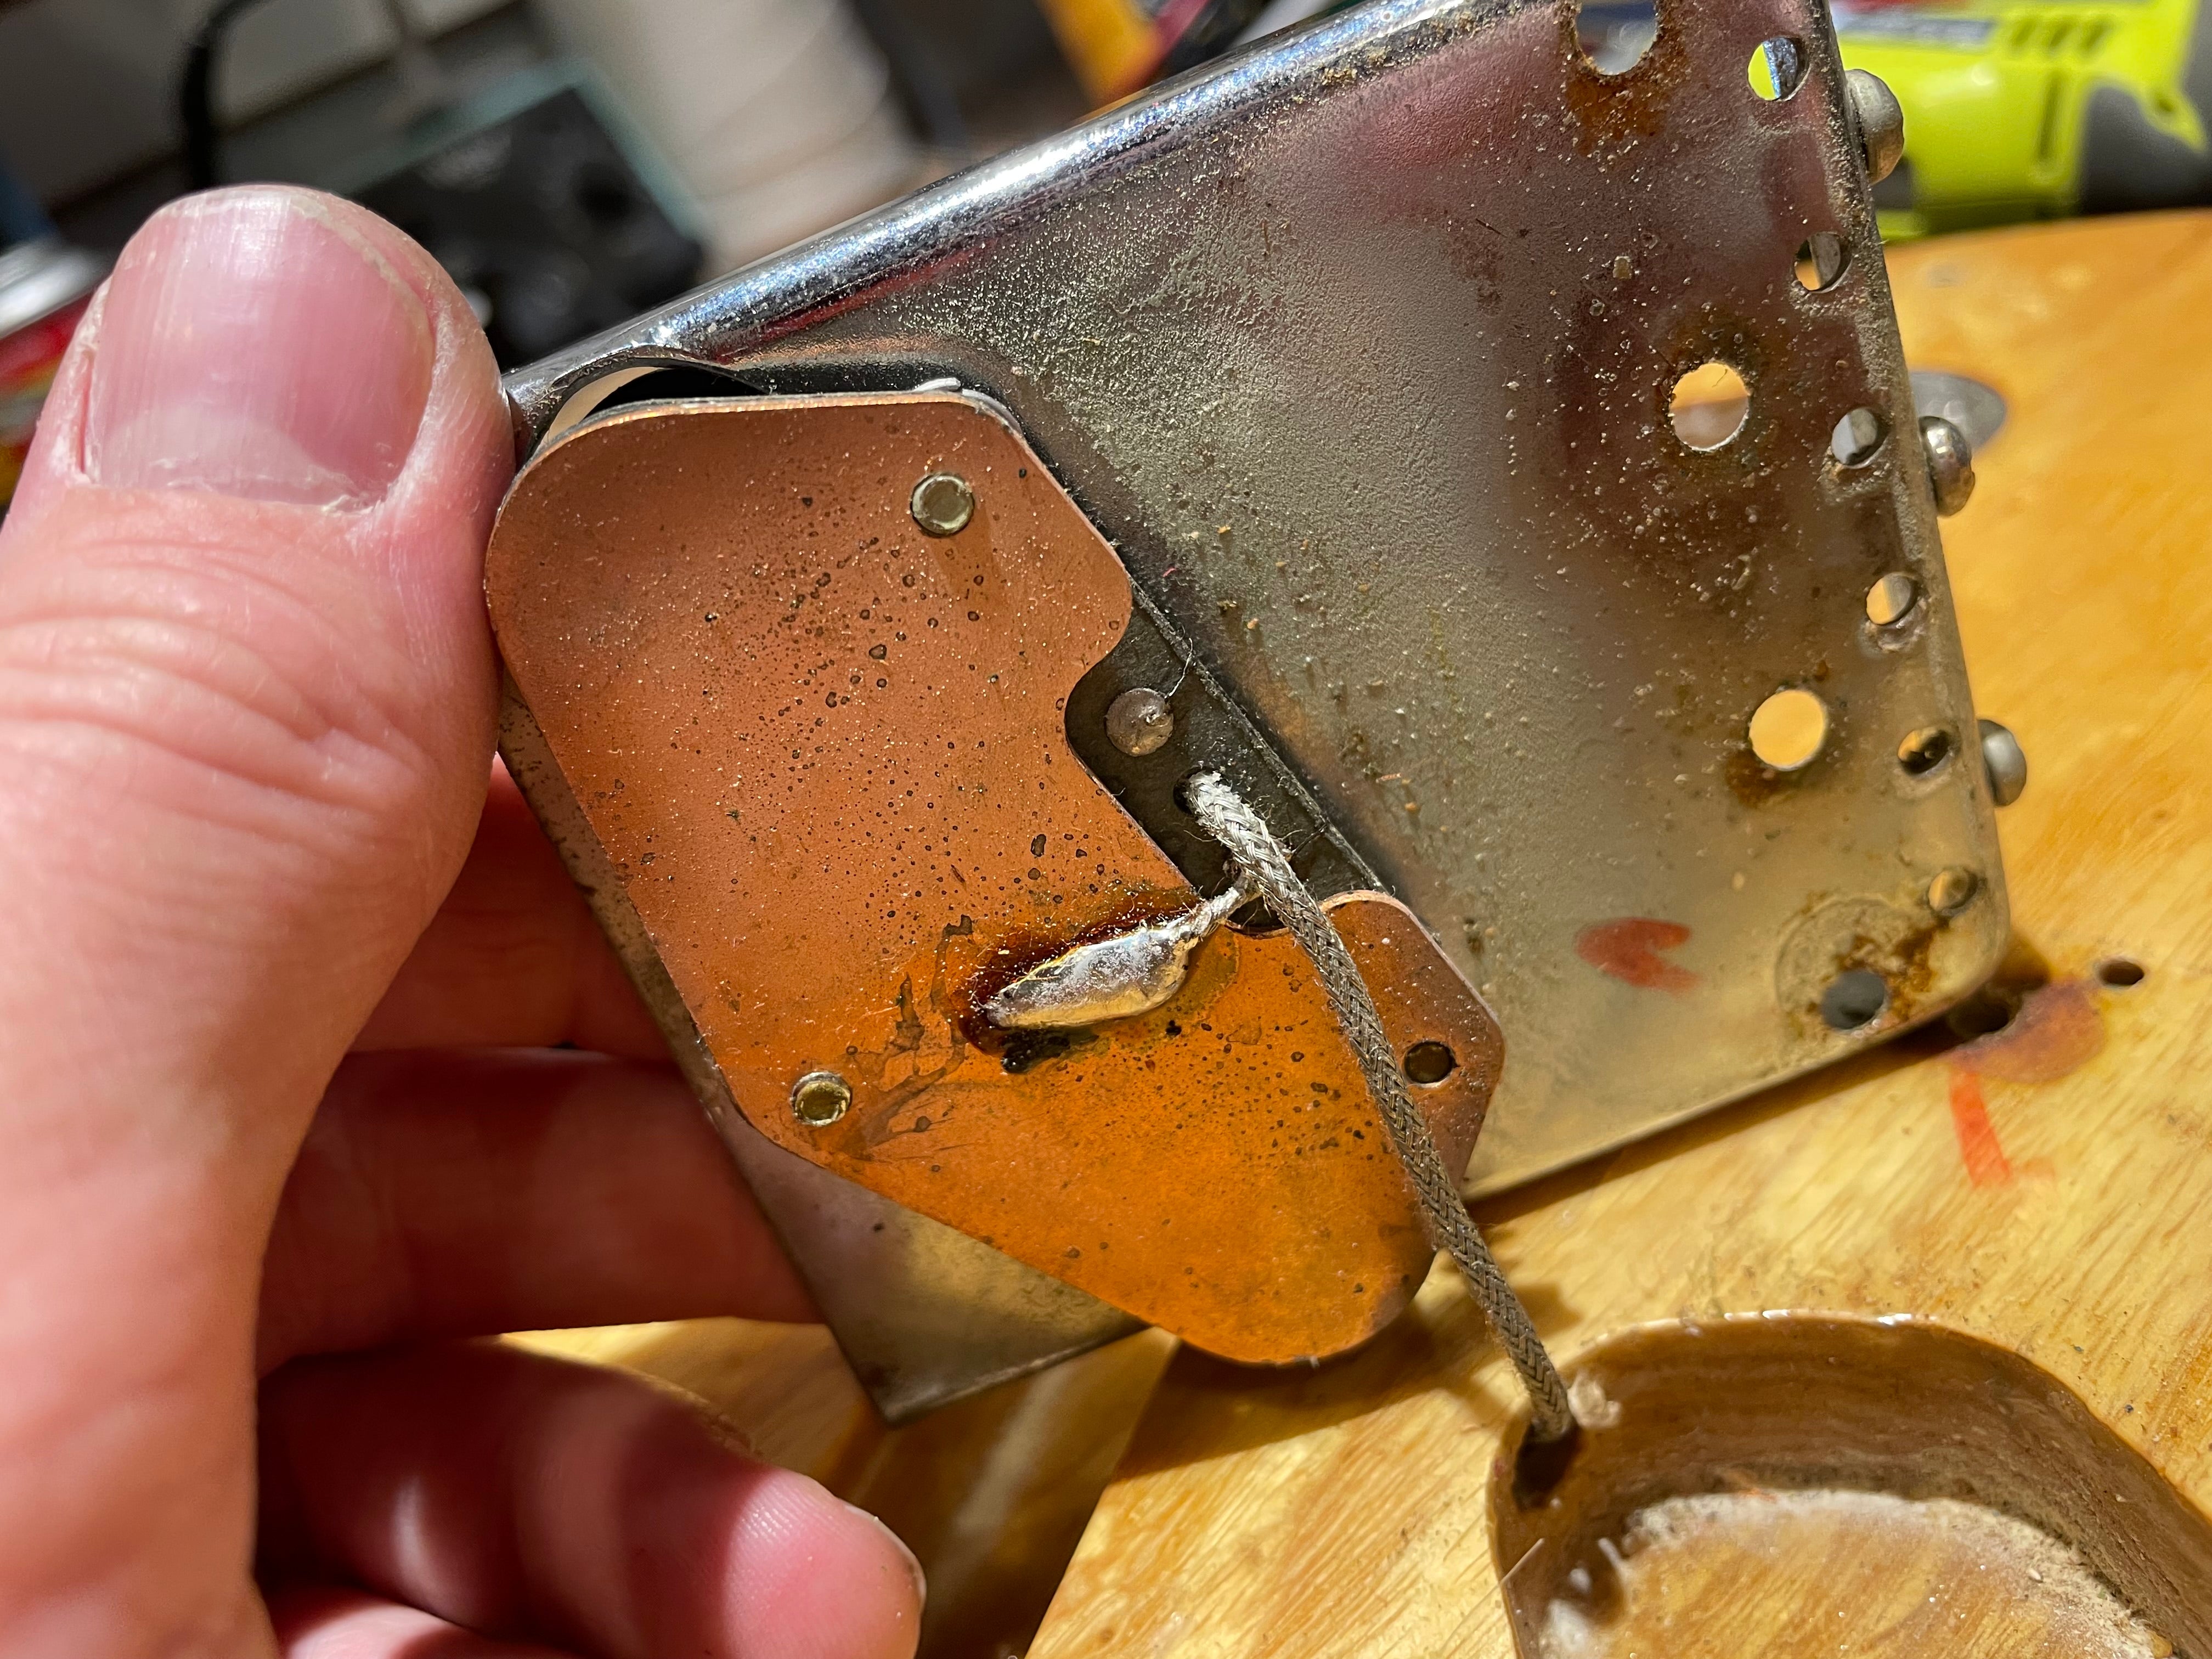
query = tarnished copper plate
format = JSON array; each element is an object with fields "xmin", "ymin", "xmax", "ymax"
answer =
[{"xmin": 487, "ymin": 394, "xmax": 1504, "ymax": 1362}]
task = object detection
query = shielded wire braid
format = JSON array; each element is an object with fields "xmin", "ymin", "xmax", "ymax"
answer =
[{"xmin": 1184, "ymin": 770, "xmax": 1573, "ymax": 1441}]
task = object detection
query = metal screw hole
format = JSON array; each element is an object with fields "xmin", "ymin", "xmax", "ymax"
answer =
[
  {"xmin": 1748, "ymin": 687, "xmax": 1829, "ymax": 771},
  {"xmin": 1404, "ymin": 1041, "xmax": 1458, "ymax": 1085},
  {"xmin": 1897, "ymin": 725, "xmax": 1954, "ymax": 777},
  {"xmin": 1831, "ymin": 407, "xmax": 1884, "ymax": 469},
  {"xmin": 1820, "ymin": 968, "xmax": 1889, "ymax": 1031},
  {"xmin": 1575, "ymin": 0, "xmax": 1656, "ymax": 74},
  {"xmin": 1795, "ymin": 232, "xmax": 1849, "ymax": 291},
  {"xmin": 1831, "ymin": 406, "xmax": 1887, "ymax": 467},
  {"xmin": 1749, "ymin": 37, "xmax": 1805, "ymax": 100},
  {"xmin": 1927, "ymin": 866, "xmax": 1978, "ymax": 916},
  {"xmin": 1669, "ymin": 360, "xmax": 1749, "ymax": 450},
  {"xmin": 1866, "ymin": 572, "xmax": 1918, "ymax": 627}
]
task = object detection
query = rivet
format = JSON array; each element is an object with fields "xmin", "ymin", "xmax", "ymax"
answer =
[
  {"xmin": 1105, "ymin": 686, "xmax": 1175, "ymax": 756},
  {"xmin": 1919, "ymin": 415, "xmax": 1975, "ymax": 517},
  {"xmin": 1978, "ymin": 718, "xmax": 2028, "ymax": 807},
  {"xmin": 791, "ymin": 1071, "xmax": 853, "ymax": 1127},
  {"xmin": 1846, "ymin": 69, "xmax": 1905, "ymax": 184},
  {"xmin": 910, "ymin": 472, "xmax": 975, "ymax": 536}
]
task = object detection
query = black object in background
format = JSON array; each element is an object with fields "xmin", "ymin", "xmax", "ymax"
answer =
[
  {"xmin": 348, "ymin": 84, "xmax": 702, "ymax": 366},
  {"xmin": 174, "ymin": 2, "xmax": 702, "ymax": 368},
  {"xmin": 0, "ymin": 151, "xmax": 54, "ymax": 251}
]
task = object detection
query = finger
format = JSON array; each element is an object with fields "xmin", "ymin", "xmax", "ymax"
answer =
[
  {"xmin": 0, "ymin": 186, "xmax": 508, "ymax": 1652},
  {"xmin": 259, "ymin": 1049, "xmax": 812, "ymax": 1369},
  {"xmin": 268, "ymin": 1587, "xmax": 573, "ymax": 1659},
  {"xmin": 353, "ymin": 763, "xmax": 664, "ymax": 1057},
  {"xmin": 259, "ymin": 1344, "xmax": 923, "ymax": 1659}
]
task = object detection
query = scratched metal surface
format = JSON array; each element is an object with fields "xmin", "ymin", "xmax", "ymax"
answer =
[{"xmin": 503, "ymin": 0, "xmax": 2006, "ymax": 1195}]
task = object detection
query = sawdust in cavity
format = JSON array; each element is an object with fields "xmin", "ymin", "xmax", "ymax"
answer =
[{"xmin": 1536, "ymin": 1489, "xmax": 2170, "ymax": 1659}]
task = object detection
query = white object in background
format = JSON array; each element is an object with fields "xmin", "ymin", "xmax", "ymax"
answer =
[
  {"xmin": 533, "ymin": 0, "xmax": 919, "ymax": 273},
  {"xmin": 0, "ymin": 0, "xmax": 504, "ymax": 207}
]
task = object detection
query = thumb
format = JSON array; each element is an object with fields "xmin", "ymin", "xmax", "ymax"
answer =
[{"xmin": 0, "ymin": 186, "xmax": 509, "ymax": 1650}]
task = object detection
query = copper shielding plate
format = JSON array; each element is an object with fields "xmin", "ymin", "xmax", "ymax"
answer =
[{"xmin": 486, "ymin": 394, "xmax": 1503, "ymax": 1362}]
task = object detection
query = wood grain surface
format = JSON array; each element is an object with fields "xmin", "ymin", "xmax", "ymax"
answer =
[{"xmin": 1023, "ymin": 210, "xmax": 2212, "ymax": 1657}]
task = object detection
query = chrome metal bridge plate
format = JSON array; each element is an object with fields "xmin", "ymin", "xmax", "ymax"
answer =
[
  {"xmin": 487, "ymin": 393, "xmax": 1504, "ymax": 1363},
  {"xmin": 496, "ymin": 0, "xmax": 2010, "ymax": 1412},
  {"xmin": 507, "ymin": 0, "xmax": 2008, "ymax": 1199}
]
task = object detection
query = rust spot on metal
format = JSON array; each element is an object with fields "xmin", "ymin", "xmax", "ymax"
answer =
[
  {"xmin": 486, "ymin": 393, "xmax": 1505, "ymax": 1364},
  {"xmin": 1575, "ymin": 918, "xmax": 1698, "ymax": 992},
  {"xmin": 1724, "ymin": 745, "xmax": 1791, "ymax": 808},
  {"xmin": 1557, "ymin": 1, "xmax": 1690, "ymax": 156}
]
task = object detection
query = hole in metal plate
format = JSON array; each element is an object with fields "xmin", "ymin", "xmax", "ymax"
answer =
[
  {"xmin": 1795, "ymin": 231, "xmax": 1849, "ymax": 291},
  {"xmin": 1749, "ymin": 36, "xmax": 1805, "ymax": 99},
  {"xmin": 1576, "ymin": 0, "xmax": 1656, "ymax": 73},
  {"xmin": 1831, "ymin": 405, "xmax": 1887, "ymax": 466},
  {"xmin": 1820, "ymin": 968, "xmax": 1889, "ymax": 1031},
  {"xmin": 1669, "ymin": 361, "xmax": 1750, "ymax": 450},
  {"xmin": 1748, "ymin": 688, "xmax": 1829, "ymax": 771},
  {"xmin": 1897, "ymin": 725, "xmax": 1954, "ymax": 777},
  {"xmin": 1926, "ymin": 866, "xmax": 1978, "ymax": 916},
  {"xmin": 1404, "ymin": 1040, "xmax": 1459, "ymax": 1085},
  {"xmin": 1865, "ymin": 572, "xmax": 1918, "ymax": 627}
]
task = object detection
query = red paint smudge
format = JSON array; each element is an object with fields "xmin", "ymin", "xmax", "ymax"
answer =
[
  {"xmin": 1575, "ymin": 918, "xmax": 1699, "ymax": 992},
  {"xmin": 1947, "ymin": 1069, "xmax": 2013, "ymax": 1187}
]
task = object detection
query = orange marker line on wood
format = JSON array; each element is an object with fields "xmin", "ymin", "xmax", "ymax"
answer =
[{"xmin": 1947, "ymin": 1068, "xmax": 2014, "ymax": 1187}]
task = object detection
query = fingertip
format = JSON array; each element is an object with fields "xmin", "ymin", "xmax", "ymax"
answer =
[
  {"xmin": 262, "ymin": 1345, "xmax": 930, "ymax": 1659},
  {"xmin": 531, "ymin": 1362, "xmax": 921, "ymax": 1659},
  {"xmin": 714, "ymin": 1475, "xmax": 924, "ymax": 1659}
]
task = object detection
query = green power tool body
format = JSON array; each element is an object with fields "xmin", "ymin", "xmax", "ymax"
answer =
[
  {"xmin": 1572, "ymin": 0, "xmax": 2209, "ymax": 232},
  {"xmin": 1834, "ymin": 0, "xmax": 2212, "ymax": 233}
]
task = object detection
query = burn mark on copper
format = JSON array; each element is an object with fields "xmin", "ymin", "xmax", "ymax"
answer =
[
  {"xmin": 981, "ymin": 878, "xmax": 1258, "ymax": 1033},
  {"xmin": 952, "ymin": 885, "xmax": 1199, "ymax": 1053}
]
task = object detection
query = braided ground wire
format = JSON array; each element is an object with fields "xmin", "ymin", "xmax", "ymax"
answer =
[{"xmin": 1184, "ymin": 771, "xmax": 1573, "ymax": 1441}]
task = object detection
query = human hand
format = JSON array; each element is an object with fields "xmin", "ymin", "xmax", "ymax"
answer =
[{"xmin": 0, "ymin": 186, "xmax": 922, "ymax": 1658}]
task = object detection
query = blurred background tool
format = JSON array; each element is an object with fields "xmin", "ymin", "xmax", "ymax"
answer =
[
  {"xmin": 173, "ymin": 0, "xmax": 707, "ymax": 366},
  {"xmin": 0, "ymin": 0, "xmax": 1085, "ymax": 364},
  {"xmin": 1837, "ymin": 0, "xmax": 2212, "ymax": 234},
  {"xmin": 1573, "ymin": 0, "xmax": 2212, "ymax": 236}
]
